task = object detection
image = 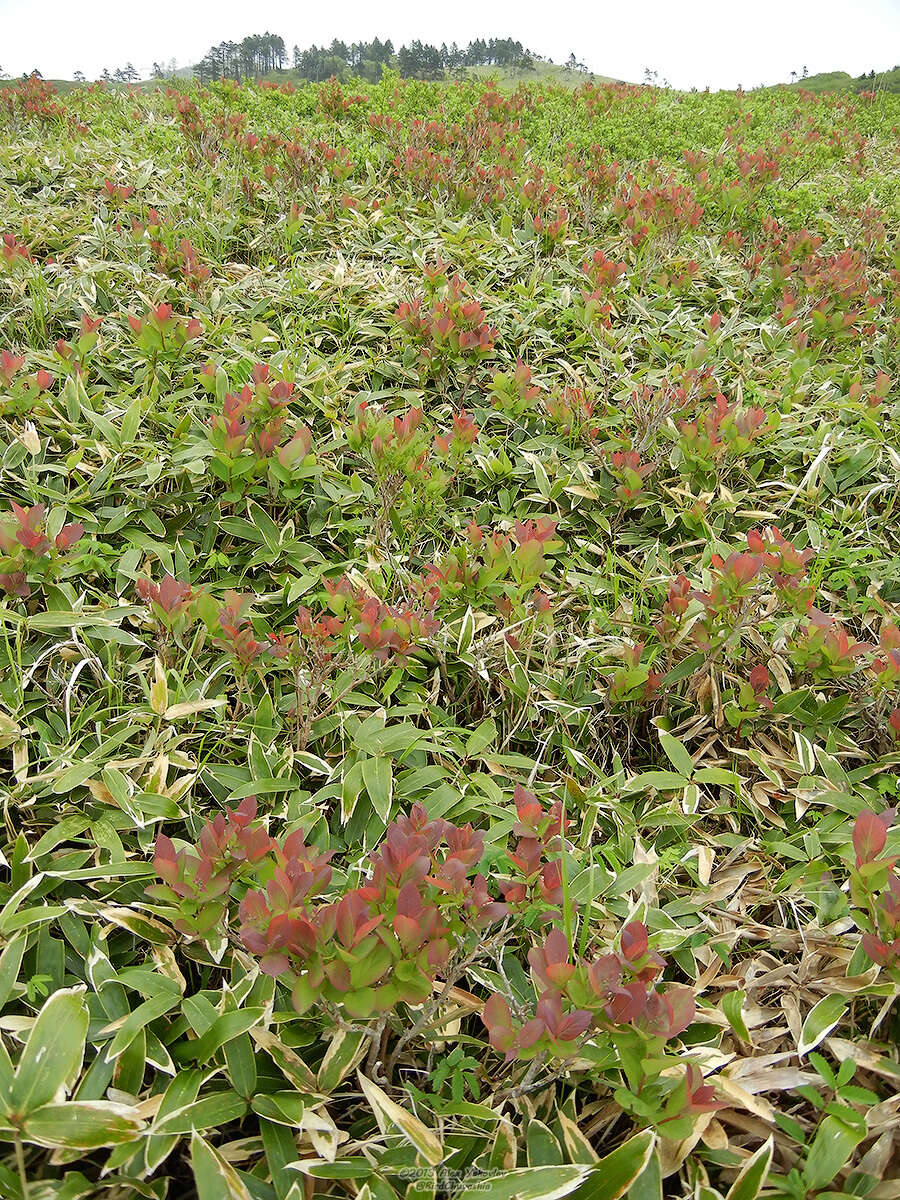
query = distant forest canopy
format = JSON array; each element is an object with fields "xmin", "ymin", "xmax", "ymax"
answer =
[{"xmin": 182, "ymin": 34, "xmax": 579, "ymax": 85}]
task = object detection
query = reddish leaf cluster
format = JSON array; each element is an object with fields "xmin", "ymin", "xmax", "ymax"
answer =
[
  {"xmin": 871, "ymin": 623, "xmax": 900, "ymax": 689},
  {"xmin": 150, "ymin": 801, "xmax": 507, "ymax": 1019},
  {"xmin": 348, "ymin": 402, "xmax": 428, "ymax": 475},
  {"xmin": 608, "ymin": 643, "xmax": 663, "ymax": 706},
  {"xmin": 848, "ymin": 371, "xmax": 891, "ymax": 411},
  {"xmin": 543, "ymin": 386, "xmax": 599, "ymax": 440},
  {"xmin": 659, "ymin": 526, "xmax": 815, "ymax": 651},
  {"xmin": 531, "ymin": 206, "xmax": 569, "ymax": 245},
  {"xmin": 354, "ymin": 597, "xmax": 439, "ymax": 664},
  {"xmin": 790, "ymin": 611, "xmax": 874, "ymax": 682},
  {"xmin": 746, "ymin": 526, "xmax": 815, "ymax": 612},
  {"xmin": 147, "ymin": 785, "xmax": 711, "ymax": 1126},
  {"xmin": 415, "ymin": 517, "xmax": 561, "ymax": 622},
  {"xmin": 214, "ymin": 591, "xmax": 265, "ymax": 672},
  {"xmin": 317, "ymin": 76, "xmax": 367, "ymax": 118},
  {"xmin": 755, "ymin": 219, "xmax": 881, "ymax": 342},
  {"xmin": 267, "ymin": 580, "xmax": 440, "ymax": 672},
  {"xmin": 205, "ymin": 362, "xmax": 312, "ymax": 474},
  {"xmin": 127, "ymin": 303, "xmax": 202, "ymax": 354},
  {"xmin": 679, "ymin": 392, "xmax": 768, "ymax": 464},
  {"xmin": 564, "ymin": 143, "xmax": 620, "ymax": 198},
  {"xmin": 394, "ymin": 268, "xmax": 497, "ymax": 371},
  {"xmin": 135, "ymin": 573, "xmax": 196, "ymax": 632},
  {"xmin": 0, "ymin": 350, "xmax": 25, "ymax": 387},
  {"xmin": 1, "ymin": 75, "xmax": 68, "ymax": 126},
  {"xmin": 580, "ymin": 248, "xmax": 626, "ymax": 321},
  {"xmin": 323, "ymin": 576, "xmax": 439, "ymax": 664},
  {"xmin": 482, "ymin": 920, "xmax": 696, "ymax": 1061},
  {"xmin": 147, "ymin": 797, "xmax": 273, "ymax": 936},
  {"xmin": 103, "ymin": 178, "xmax": 134, "ymax": 203},
  {"xmin": 1, "ymin": 233, "xmax": 30, "ymax": 265},
  {"xmin": 602, "ymin": 448, "xmax": 655, "ymax": 506},
  {"xmin": 613, "ymin": 176, "xmax": 704, "ymax": 245},
  {"xmin": 850, "ymin": 810, "xmax": 900, "ymax": 970},
  {"xmin": 0, "ymin": 503, "xmax": 84, "ymax": 599},
  {"xmin": 478, "ymin": 516, "xmax": 562, "ymax": 589},
  {"xmin": 499, "ymin": 785, "xmax": 570, "ymax": 910},
  {"xmin": 489, "ymin": 359, "xmax": 540, "ymax": 416},
  {"xmin": 433, "ymin": 409, "xmax": 479, "ymax": 457},
  {"xmin": 52, "ymin": 313, "xmax": 102, "ymax": 379},
  {"xmin": 154, "ymin": 237, "xmax": 211, "ymax": 291}
]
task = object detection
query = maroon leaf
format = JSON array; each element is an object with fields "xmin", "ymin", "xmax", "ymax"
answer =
[
  {"xmin": 621, "ymin": 921, "xmax": 649, "ymax": 963},
  {"xmin": 853, "ymin": 810, "xmax": 888, "ymax": 865}
]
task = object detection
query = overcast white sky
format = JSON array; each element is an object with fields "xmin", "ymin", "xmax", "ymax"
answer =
[{"xmin": 1, "ymin": 0, "xmax": 898, "ymax": 90}]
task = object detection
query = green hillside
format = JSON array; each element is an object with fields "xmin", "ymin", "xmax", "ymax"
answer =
[
  {"xmin": 454, "ymin": 61, "xmax": 623, "ymax": 87},
  {"xmin": 789, "ymin": 66, "xmax": 900, "ymax": 93}
]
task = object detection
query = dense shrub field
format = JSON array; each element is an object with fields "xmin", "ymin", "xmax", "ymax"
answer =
[{"xmin": 1, "ymin": 69, "xmax": 900, "ymax": 1200}]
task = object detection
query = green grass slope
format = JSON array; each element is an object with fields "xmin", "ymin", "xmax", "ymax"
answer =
[{"xmin": 790, "ymin": 66, "xmax": 900, "ymax": 93}]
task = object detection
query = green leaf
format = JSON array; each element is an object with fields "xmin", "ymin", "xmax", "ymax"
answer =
[
  {"xmin": 191, "ymin": 1130, "xmax": 253, "ymax": 1200},
  {"xmin": 693, "ymin": 767, "xmax": 737, "ymax": 787},
  {"xmin": 144, "ymin": 1068, "xmax": 207, "ymax": 1174},
  {"xmin": 726, "ymin": 1137, "xmax": 773, "ymax": 1200},
  {"xmin": 0, "ymin": 905, "xmax": 68, "ymax": 935},
  {"xmin": 465, "ymin": 718, "xmax": 497, "ymax": 757},
  {"xmin": 250, "ymin": 1028, "xmax": 318, "ymax": 1090},
  {"xmin": 24, "ymin": 815, "xmax": 91, "ymax": 862},
  {"xmin": 574, "ymin": 1131, "xmax": 657, "ymax": 1200},
  {"xmin": 10, "ymin": 987, "xmax": 88, "ymax": 1115},
  {"xmin": 317, "ymin": 1030, "xmax": 368, "ymax": 1093},
  {"xmin": 0, "ymin": 934, "xmax": 26, "ymax": 1012},
  {"xmin": 357, "ymin": 1070, "xmax": 443, "ymax": 1165},
  {"xmin": 102, "ymin": 990, "xmax": 181, "ymax": 1061},
  {"xmin": 247, "ymin": 500, "xmax": 282, "ymax": 552},
  {"xmin": 153, "ymin": 1091, "xmax": 249, "ymax": 1135},
  {"xmin": 803, "ymin": 1114, "xmax": 864, "ymax": 1191},
  {"xmin": 261, "ymin": 1117, "xmax": 301, "ymax": 1199},
  {"xmin": 290, "ymin": 1158, "xmax": 375, "ymax": 1180},
  {"xmin": 660, "ymin": 651, "xmax": 707, "ymax": 687},
  {"xmin": 624, "ymin": 770, "xmax": 688, "ymax": 792},
  {"xmin": 253, "ymin": 693, "xmax": 278, "ymax": 745},
  {"xmin": 722, "ymin": 990, "xmax": 750, "ymax": 1042},
  {"xmin": 658, "ymin": 730, "xmax": 694, "ymax": 778},
  {"xmin": 22, "ymin": 1100, "xmax": 144, "ymax": 1149},
  {"xmin": 457, "ymin": 606, "xmax": 476, "ymax": 654},
  {"xmin": 455, "ymin": 1164, "xmax": 594, "ymax": 1199},
  {"xmin": 352, "ymin": 721, "xmax": 429, "ymax": 757},
  {"xmin": 174, "ymin": 1008, "xmax": 265, "ymax": 1065},
  {"xmin": 798, "ymin": 995, "xmax": 848, "ymax": 1056},
  {"xmin": 626, "ymin": 1148, "xmax": 662, "ymax": 1200},
  {"xmin": 224, "ymin": 1032, "xmax": 257, "ymax": 1100},
  {"xmin": 526, "ymin": 1119, "xmax": 563, "ymax": 1166},
  {"xmin": 121, "ymin": 395, "xmax": 143, "ymax": 445},
  {"xmin": 557, "ymin": 1111, "xmax": 599, "ymax": 1165},
  {"xmin": 0, "ymin": 1040, "xmax": 14, "ymax": 1109},
  {"xmin": 362, "ymin": 756, "xmax": 393, "ymax": 824},
  {"xmin": 250, "ymin": 1091, "xmax": 309, "ymax": 1125}
]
